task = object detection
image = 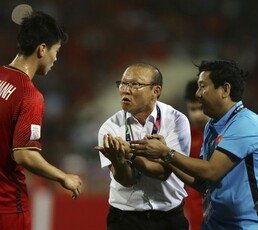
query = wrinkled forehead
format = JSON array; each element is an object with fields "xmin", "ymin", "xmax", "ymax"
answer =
[{"xmin": 122, "ymin": 66, "xmax": 154, "ymax": 82}]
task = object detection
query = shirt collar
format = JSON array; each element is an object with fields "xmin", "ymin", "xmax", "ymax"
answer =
[
  {"xmin": 211, "ymin": 101, "xmax": 243, "ymax": 133},
  {"xmin": 125, "ymin": 103, "xmax": 157, "ymax": 124}
]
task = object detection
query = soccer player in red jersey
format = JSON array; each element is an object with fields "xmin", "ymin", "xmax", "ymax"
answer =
[
  {"xmin": 183, "ymin": 79, "xmax": 209, "ymax": 230},
  {"xmin": 0, "ymin": 10, "xmax": 82, "ymax": 230}
]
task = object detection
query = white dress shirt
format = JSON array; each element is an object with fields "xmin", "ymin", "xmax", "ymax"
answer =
[{"xmin": 98, "ymin": 101, "xmax": 191, "ymax": 211}]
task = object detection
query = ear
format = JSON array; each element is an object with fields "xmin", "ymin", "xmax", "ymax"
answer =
[
  {"xmin": 37, "ymin": 43, "xmax": 47, "ymax": 58},
  {"xmin": 153, "ymin": 85, "xmax": 162, "ymax": 99},
  {"xmin": 222, "ymin": 82, "xmax": 231, "ymax": 98}
]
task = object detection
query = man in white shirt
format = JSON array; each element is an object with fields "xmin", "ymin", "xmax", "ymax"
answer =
[{"xmin": 95, "ymin": 63, "xmax": 190, "ymax": 230}]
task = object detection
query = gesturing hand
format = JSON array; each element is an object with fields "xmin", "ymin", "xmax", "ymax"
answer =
[
  {"xmin": 130, "ymin": 136, "xmax": 170, "ymax": 159},
  {"xmin": 60, "ymin": 174, "xmax": 82, "ymax": 199},
  {"xmin": 95, "ymin": 134, "xmax": 128, "ymax": 164}
]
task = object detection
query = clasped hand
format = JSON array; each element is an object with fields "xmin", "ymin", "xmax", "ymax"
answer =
[
  {"xmin": 95, "ymin": 134, "xmax": 169, "ymax": 162},
  {"xmin": 130, "ymin": 134, "xmax": 169, "ymax": 159}
]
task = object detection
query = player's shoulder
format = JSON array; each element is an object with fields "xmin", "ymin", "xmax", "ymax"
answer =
[
  {"xmin": 231, "ymin": 108, "xmax": 258, "ymax": 131},
  {"xmin": 0, "ymin": 66, "xmax": 42, "ymax": 104},
  {"xmin": 0, "ymin": 66, "xmax": 42, "ymax": 98}
]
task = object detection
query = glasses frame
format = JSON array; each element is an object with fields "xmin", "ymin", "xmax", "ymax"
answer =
[{"xmin": 115, "ymin": 80, "xmax": 155, "ymax": 90}]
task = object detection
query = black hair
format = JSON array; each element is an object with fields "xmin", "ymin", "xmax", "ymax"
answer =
[
  {"xmin": 196, "ymin": 60, "xmax": 248, "ymax": 101},
  {"xmin": 130, "ymin": 63, "xmax": 163, "ymax": 87},
  {"xmin": 17, "ymin": 11, "xmax": 68, "ymax": 56},
  {"xmin": 185, "ymin": 79, "xmax": 198, "ymax": 102}
]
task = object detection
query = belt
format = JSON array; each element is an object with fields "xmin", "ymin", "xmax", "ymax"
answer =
[{"xmin": 110, "ymin": 202, "xmax": 184, "ymax": 220}]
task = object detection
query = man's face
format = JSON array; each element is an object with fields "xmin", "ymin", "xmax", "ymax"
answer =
[
  {"xmin": 37, "ymin": 42, "xmax": 61, "ymax": 75},
  {"xmin": 118, "ymin": 66, "xmax": 159, "ymax": 115},
  {"xmin": 196, "ymin": 71, "xmax": 223, "ymax": 119}
]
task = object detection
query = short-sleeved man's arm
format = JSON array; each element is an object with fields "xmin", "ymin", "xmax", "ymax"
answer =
[
  {"xmin": 12, "ymin": 90, "xmax": 82, "ymax": 198},
  {"xmin": 161, "ymin": 118, "xmax": 249, "ymax": 184},
  {"xmin": 13, "ymin": 91, "xmax": 44, "ymax": 151}
]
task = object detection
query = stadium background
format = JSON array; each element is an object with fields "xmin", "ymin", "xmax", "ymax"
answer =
[{"xmin": 1, "ymin": 1, "xmax": 258, "ymax": 229}]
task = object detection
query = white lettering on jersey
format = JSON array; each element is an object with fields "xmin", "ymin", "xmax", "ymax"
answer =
[{"xmin": 0, "ymin": 80, "xmax": 16, "ymax": 100}]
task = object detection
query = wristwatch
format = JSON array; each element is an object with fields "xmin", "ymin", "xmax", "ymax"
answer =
[{"xmin": 163, "ymin": 149, "xmax": 176, "ymax": 163}]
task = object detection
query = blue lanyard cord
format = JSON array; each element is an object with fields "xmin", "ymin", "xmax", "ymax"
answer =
[
  {"xmin": 125, "ymin": 106, "xmax": 161, "ymax": 142},
  {"xmin": 225, "ymin": 104, "xmax": 245, "ymax": 124},
  {"xmin": 204, "ymin": 103, "xmax": 245, "ymax": 160}
]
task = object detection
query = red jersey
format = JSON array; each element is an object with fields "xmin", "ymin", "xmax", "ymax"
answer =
[
  {"xmin": 0, "ymin": 66, "xmax": 44, "ymax": 213},
  {"xmin": 184, "ymin": 125, "xmax": 204, "ymax": 230}
]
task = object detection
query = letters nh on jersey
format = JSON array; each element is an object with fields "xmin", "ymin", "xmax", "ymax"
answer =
[{"xmin": 0, "ymin": 80, "xmax": 16, "ymax": 100}]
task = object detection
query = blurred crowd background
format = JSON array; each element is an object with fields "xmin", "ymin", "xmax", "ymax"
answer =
[{"xmin": 1, "ymin": 0, "xmax": 258, "ymax": 229}]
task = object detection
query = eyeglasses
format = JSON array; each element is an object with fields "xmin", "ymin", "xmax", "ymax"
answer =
[{"xmin": 115, "ymin": 81, "xmax": 155, "ymax": 90}]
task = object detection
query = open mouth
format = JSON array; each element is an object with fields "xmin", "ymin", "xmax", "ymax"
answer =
[{"xmin": 121, "ymin": 97, "xmax": 131, "ymax": 104}]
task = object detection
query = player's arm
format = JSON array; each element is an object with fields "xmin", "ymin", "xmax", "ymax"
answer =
[
  {"xmin": 131, "ymin": 139, "xmax": 237, "ymax": 184},
  {"xmin": 111, "ymin": 135, "xmax": 172, "ymax": 181},
  {"xmin": 127, "ymin": 154, "xmax": 172, "ymax": 181},
  {"xmin": 108, "ymin": 162, "xmax": 136, "ymax": 187},
  {"xmin": 130, "ymin": 135, "xmax": 208, "ymax": 190},
  {"xmin": 174, "ymin": 116, "xmax": 255, "ymax": 184},
  {"xmin": 165, "ymin": 164, "xmax": 207, "ymax": 192},
  {"xmin": 163, "ymin": 148, "xmax": 237, "ymax": 183},
  {"xmin": 13, "ymin": 149, "xmax": 82, "ymax": 199}
]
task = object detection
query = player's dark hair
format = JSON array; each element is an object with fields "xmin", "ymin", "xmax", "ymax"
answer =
[
  {"xmin": 185, "ymin": 79, "xmax": 198, "ymax": 102},
  {"xmin": 196, "ymin": 60, "xmax": 248, "ymax": 101},
  {"xmin": 17, "ymin": 11, "xmax": 67, "ymax": 56}
]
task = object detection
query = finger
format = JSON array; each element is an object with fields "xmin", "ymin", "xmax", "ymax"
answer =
[
  {"xmin": 72, "ymin": 192, "xmax": 77, "ymax": 199},
  {"xmin": 119, "ymin": 141, "xmax": 126, "ymax": 154},
  {"xmin": 103, "ymin": 135, "xmax": 109, "ymax": 148},
  {"xmin": 130, "ymin": 143, "xmax": 146, "ymax": 150},
  {"xmin": 107, "ymin": 135, "xmax": 116, "ymax": 149},
  {"xmin": 116, "ymin": 138, "xmax": 130, "ymax": 149},
  {"xmin": 115, "ymin": 136, "xmax": 123, "ymax": 141},
  {"xmin": 144, "ymin": 134, "xmax": 153, "ymax": 139},
  {"xmin": 113, "ymin": 138, "xmax": 120, "ymax": 150},
  {"xmin": 94, "ymin": 146, "xmax": 104, "ymax": 151},
  {"xmin": 94, "ymin": 146, "xmax": 107, "ymax": 156},
  {"xmin": 151, "ymin": 134, "xmax": 163, "ymax": 140},
  {"xmin": 130, "ymin": 140, "xmax": 146, "ymax": 145},
  {"xmin": 114, "ymin": 136, "xmax": 124, "ymax": 144},
  {"xmin": 72, "ymin": 189, "xmax": 79, "ymax": 199}
]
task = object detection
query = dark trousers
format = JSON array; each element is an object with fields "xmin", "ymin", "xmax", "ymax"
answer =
[{"xmin": 107, "ymin": 203, "xmax": 189, "ymax": 230}]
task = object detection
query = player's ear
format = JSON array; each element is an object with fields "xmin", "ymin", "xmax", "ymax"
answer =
[
  {"xmin": 37, "ymin": 43, "xmax": 47, "ymax": 58},
  {"xmin": 222, "ymin": 82, "xmax": 231, "ymax": 99},
  {"xmin": 153, "ymin": 85, "xmax": 162, "ymax": 99}
]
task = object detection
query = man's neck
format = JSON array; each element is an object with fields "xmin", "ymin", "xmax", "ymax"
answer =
[
  {"xmin": 214, "ymin": 101, "xmax": 238, "ymax": 121},
  {"xmin": 9, "ymin": 55, "xmax": 37, "ymax": 80},
  {"xmin": 132, "ymin": 103, "xmax": 156, "ymax": 126}
]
